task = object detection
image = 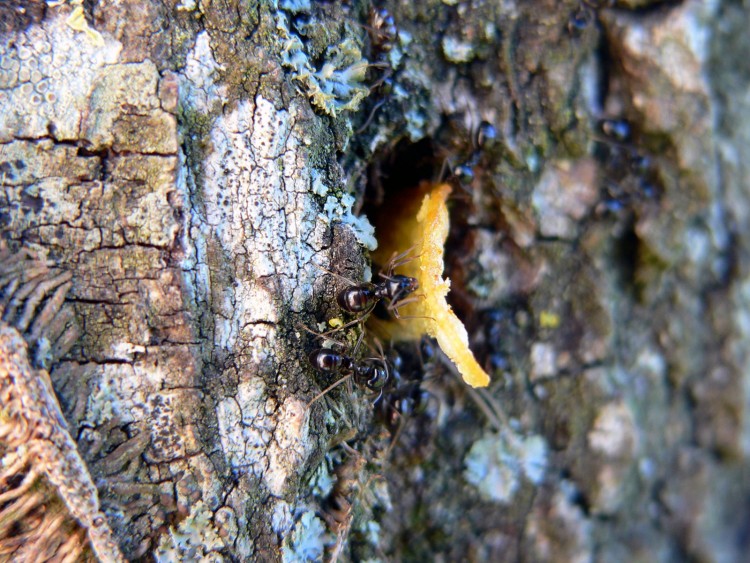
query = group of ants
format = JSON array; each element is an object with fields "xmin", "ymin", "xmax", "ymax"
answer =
[
  {"xmin": 303, "ymin": 247, "xmax": 429, "ymax": 435},
  {"xmin": 302, "ymin": 248, "xmax": 446, "ymax": 555}
]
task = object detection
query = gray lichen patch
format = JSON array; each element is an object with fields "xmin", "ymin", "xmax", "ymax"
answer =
[
  {"xmin": 586, "ymin": 400, "xmax": 639, "ymax": 514},
  {"xmin": 282, "ymin": 511, "xmax": 328, "ymax": 563},
  {"xmin": 277, "ymin": 13, "xmax": 370, "ymax": 117},
  {"xmin": 155, "ymin": 500, "xmax": 226, "ymax": 561},
  {"xmin": 178, "ymin": 31, "xmax": 227, "ymax": 115},
  {"xmin": 525, "ymin": 488, "xmax": 593, "ymax": 563},
  {"xmin": 464, "ymin": 430, "xmax": 548, "ymax": 504},
  {"xmin": 0, "ymin": 8, "xmax": 122, "ymax": 142},
  {"xmin": 193, "ymin": 92, "xmax": 371, "ymax": 326},
  {"xmin": 0, "ymin": 5, "xmax": 212, "ymax": 557},
  {"xmin": 2, "ymin": 152, "xmax": 180, "ymax": 253},
  {"xmin": 532, "ymin": 159, "xmax": 599, "ymax": 240},
  {"xmin": 0, "ymin": 139, "xmax": 100, "ymax": 184},
  {"xmin": 169, "ymin": 18, "xmax": 379, "ymax": 554},
  {"xmin": 187, "ymin": 91, "xmax": 360, "ymax": 500},
  {"xmin": 82, "ymin": 62, "xmax": 178, "ymax": 154}
]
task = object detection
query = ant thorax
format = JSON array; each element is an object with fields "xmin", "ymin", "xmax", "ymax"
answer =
[{"xmin": 377, "ymin": 274, "xmax": 419, "ymax": 303}]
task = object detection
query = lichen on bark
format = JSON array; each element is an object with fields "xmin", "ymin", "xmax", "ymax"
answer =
[{"xmin": 2, "ymin": 0, "xmax": 750, "ymax": 561}]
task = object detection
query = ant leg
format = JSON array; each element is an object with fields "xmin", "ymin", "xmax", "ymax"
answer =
[
  {"xmin": 434, "ymin": 347, "xmax": 507, "ymax": 432},
  {"xmin": 476, "ymin": 387, "xmax": 511, "ymax": 430},
  {"xmin": 350, "ymin": 329, "xmax": 366, "ymax": 356},
  {"xmin": 389, "ymin": 298, "xmax": 435, "ymax": 324},
  {"xmin": 438, "ymin": 156, "xmax": 452, "ymax": 184},
  {"xmin": 369, "ymin": 388, "xmax": 384, "ymax": 407},
  {"xmin": 392, "ymin": 311, "xmax": 436, "ymax": 323},
  {"xmin": 367, "ymin": 336, "xmax": 386, "ymax": 359},
  {"xmin": 380, "ymin": 246, "xmax": 420, "ymax": 277},
  {"xmin": 388, "ymin": 293, "xmax": 425, "ymax": 315},
  {"xmin": 384, "ymin": 408, "xmax": 408, "ymax": 460},
  {"xmin": 355, "ymin": 99, "xmax": 386, "ymax": 135},
  {"xmin": 306, "ymin": 374, "xmax": 353, "ymax": 410}
]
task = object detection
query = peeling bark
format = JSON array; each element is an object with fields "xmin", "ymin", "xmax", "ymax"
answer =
[{"xmin": 1, "ymin": 0, "xmax": 749, "ymax": 561}]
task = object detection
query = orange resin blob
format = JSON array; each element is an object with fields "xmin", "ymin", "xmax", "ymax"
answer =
[{"xmin": 370, "ymin": 182, "xmax": 490, "ymax": 388}]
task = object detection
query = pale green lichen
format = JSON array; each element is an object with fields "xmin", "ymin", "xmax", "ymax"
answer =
[
  {"xmin": 280, "ymin": 0, "xmax": 311, "ymax": 13},
  {"xmin": 65, "ymin": 6, "xmax": 105, "ymax": 47},
  {"xmin": 281, "ymin": 511, "xmax": 328, "ymax": 563},
  {"xmin": 441, "ymin": 36, "xmax": 475, "ymax": 63},
  {"xmin": 464, "ymin": 431, "xmax": 548, "ymax": 503},
  {"xmin": 278, "ymin": 15, "xmax": 370, "ymax": 117},
  {"xmin": 84, "ymin": 374, "xmax": 117, "ymax": 426},
  {"xmin": 363, "ymin": 521, "xmax": 381, "ymax": 546},
  {"xmin": 155, "ymin": 500, "xmax": 226, "ymax": 562},
  {"xmin": 310, "ymin": 458, "xmax": 336, "ymax": 498},
  {"xmin": 313, "ymin": 170, "xmax": 377, "ymax": 250}
]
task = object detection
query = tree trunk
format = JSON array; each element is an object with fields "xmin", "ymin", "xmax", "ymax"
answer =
[{"xmin": 1, "ymin": 0, "xmax": 749, "ymax": 561}]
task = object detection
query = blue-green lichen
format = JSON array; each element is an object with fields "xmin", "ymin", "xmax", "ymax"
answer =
[
  {"xmin": 155, "ymin": 500, "xmax": 226, "ymax": 561},
  {"xmin": 281, "ymin": 511, "xmax": 329, "ymax": 563},
  {"xmin": 464, "ymin": 431, "xmax": 548, "ymax": 503},
  {"xmin": 278, "ymin": 15, "xmax": 370, "ymax": 117}
]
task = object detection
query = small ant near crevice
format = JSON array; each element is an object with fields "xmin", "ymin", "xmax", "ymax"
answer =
[
  {"xmin": 311, "ymin": 247, "xmax": 421, "ymax": 336},
  {"xmin": 439, "ymin": 119, "xmax": 498, "ymax": 192},
  {"xmin": 305, "ymin": 330, "xmax": 390, "ymax": 409}
]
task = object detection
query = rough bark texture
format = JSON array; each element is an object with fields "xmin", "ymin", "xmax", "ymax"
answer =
[{"xmin": 1, "ymin": 0, "xmax": 749, "ymax": 561}]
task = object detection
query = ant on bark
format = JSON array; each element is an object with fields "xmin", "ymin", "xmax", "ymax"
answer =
[
  {"xmin": 306, "ymin": 331, "xmax": 390, "ymax": 408},
  {"xmin": 447, "ymin": 120, "xmax": 497, "ymax": 188},
  {"xmin": 314, "ymin": 247, "xmax": 421, "ymax": 335},
  {"xmin": 337, "ymin": 247, "xmax": 420, "ymax": 318}
]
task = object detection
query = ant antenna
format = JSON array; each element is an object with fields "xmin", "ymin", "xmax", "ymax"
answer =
[
  {"xmin": 356, "ymin": 99, "xmax": 387, "ymax": 135},
  {"xmin": 434, "ymin": 347, "xmax": 508, "ymax": 432},
  {"xmin": 297, "ymin": 322, "xmax": 351, "ymax": 349},
  {"xmin": 379, "ymin": 246, "xmax": 420, "ymax": 276},
  {"xmin": 311, "ymin": 262, "xmax": 358, "ymax": 288}
]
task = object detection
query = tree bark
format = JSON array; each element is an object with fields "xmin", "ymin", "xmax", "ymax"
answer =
[{"xmin": 1, "ymin": 0, "xmax": 749, "ymax": 561}]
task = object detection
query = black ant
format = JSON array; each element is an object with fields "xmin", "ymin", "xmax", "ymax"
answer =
[
  {"xmin": 309, "ymin": 347, "xmax": 389, "ymax": 396},
  {"xmin": 591, "ymin": 117, "xmax": 661, "ymax": 214},
  {"xmin": 443, "ymin": 120, "xmax": 497, "ymax": 188},
  {"xmin": 338, "ymin": 268, "xmax": 418, "ymax": 319},
  {"xmin": 315, "ymin": 247, "xmax": 421, "ymax": 334},
  {"xmin": 306, "ymin": 331, "xmax": 390, "ymax": 407}
]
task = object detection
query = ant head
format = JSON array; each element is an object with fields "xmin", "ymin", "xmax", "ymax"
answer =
[
  {"xmin": 599, "ymin": 118, "xmax": 631, "ymax": 143},
  {"xmin": 401, "ymin": 275, "xmax": 419, "ymax": 294},
  {"xmin": 476, "ymin": 121, "xmax": 497, "ymax": 151},
  {"xmin": 385, "ymin": 275, "xmax": 419, "ymax": 302},
  {"xmin": 453, "ymin": 163, "xmax": 475, "ymax": 186},
  {"xmin": 355, "ymin": 358, "xmax": 389, "ymax": 391}
]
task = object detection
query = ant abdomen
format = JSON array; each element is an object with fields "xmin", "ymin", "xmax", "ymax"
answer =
[
  {"xmin": 309, "ymin": 348, "xmax": 353, "ymax": 373},
  {"xmin": 337, "ymin": 284, "xmax": 376, "ymax": 313}
]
